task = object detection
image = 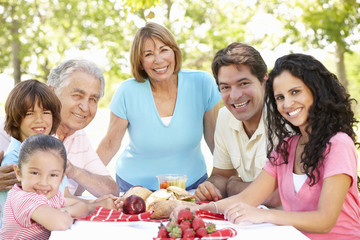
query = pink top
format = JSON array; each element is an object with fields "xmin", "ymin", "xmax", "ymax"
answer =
[
  {"xmin": 264, "ymin": 132, "xmax": 360, "ymax": 240},
  {"xmin": 62, "ymin": 129, "xmax": 110, "ymax": 195},
  {"xmin": 0, "ymin": 184, "xmax": 65, "ymax": 239}
]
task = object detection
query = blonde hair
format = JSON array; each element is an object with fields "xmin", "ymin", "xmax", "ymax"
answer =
[{"xmin": 130, "ymin": 22, "xmax": 182, "ymax": 82}]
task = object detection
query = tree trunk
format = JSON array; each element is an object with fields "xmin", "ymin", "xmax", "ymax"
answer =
[
  {"xmin": 11, "ymin": 38, "xmax": 21, "ymax": 84},
  {"xmin": 165, "ymin": 0, "xmax": 173, "ymax": 20},
  {"xmin": 334, "ymin": 42, "xmax": 348, "ymax": 91},
  {"xmin": 11, "ymin": 7, "xmax": 21, "ymax": 85}
]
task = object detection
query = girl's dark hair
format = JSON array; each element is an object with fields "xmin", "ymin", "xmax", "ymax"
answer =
[
  {"xmin": 18, "ymin": 134, "xmax": 67, "ymax": 172},
  {"xmin": 4, "ymin": 79, "xmax": 62, "ymax": 141},
  {"xmin": 265, "ymin": 53, "xmax": 359, "ymax": 186}
]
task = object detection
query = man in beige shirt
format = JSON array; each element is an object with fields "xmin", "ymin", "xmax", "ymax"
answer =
[{"xmin": 195, "ymin": 43, "xmax": 280, "ymax": 207}]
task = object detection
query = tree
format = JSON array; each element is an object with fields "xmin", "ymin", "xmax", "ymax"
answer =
[
  {"xmin": 0, "ymin": 1, "xmax": 40, "ymax": 84},
  {"xmin": 268, "ymin": 0, "xmax": 360, "ymax": 89},
  {"xmin": 130, "ymin": 0, "xmax": 259, "ymax": 72},
  {"xmin": 0, "ymin": 0, "xmax": 158, "ymax": 85}
]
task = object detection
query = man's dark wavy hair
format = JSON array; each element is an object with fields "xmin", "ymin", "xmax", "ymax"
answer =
[{"xmin": 265, "ymin": 53, "xmax": 359, "ymax": 186}]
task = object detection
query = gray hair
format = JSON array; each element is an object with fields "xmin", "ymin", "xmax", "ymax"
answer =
[{"xmin": 47, "ymin": 59, "xmax": 105, "ymax": 98}]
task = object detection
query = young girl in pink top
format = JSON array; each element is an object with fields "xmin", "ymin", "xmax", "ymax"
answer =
[
  {"xmin": 0, "ymin": 134, "xmax": 100, "ymax": 239},
  {"xmin": 171, "ymin": 53, "xmax": 360, "ymax": 239}
]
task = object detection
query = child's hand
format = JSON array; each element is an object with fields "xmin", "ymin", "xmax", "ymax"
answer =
[
  {"xmin": 114, "ymin": 197, "xmax": 124, "ymax": 211},
  {"xmin": 93, "ymin": 194, "xmax": 120, "ymax": 210}
]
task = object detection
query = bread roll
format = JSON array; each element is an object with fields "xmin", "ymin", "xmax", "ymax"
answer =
[
  {"xmin": 150, "ymin": 200, "xmax": 197, "ymax": 219},
  {"xmin": 121, "ymin": 186, "xmax": 153, "ymax": 201}
]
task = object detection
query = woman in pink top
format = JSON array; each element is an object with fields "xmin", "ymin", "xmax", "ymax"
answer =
[{"xmin": 171, "ymin": 53, "xmax": 360, "ymax": 239}]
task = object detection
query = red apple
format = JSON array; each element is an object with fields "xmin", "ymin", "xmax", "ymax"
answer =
[{"xmin": 123, "ymin": 195, "xmax": 146, "ymax": 214}]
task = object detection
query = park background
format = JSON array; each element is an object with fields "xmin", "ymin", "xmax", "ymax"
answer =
[{"xmin": 1, "ymin": 0, "xmax": 360, "ymax": 181}]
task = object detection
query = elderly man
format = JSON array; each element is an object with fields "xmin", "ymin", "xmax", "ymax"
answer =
[
  {"xmin": 195, "ymin": 43, "xmax": 280, "ymax": 207},
  {"xmin": 0, "ymin": 59, "xmax": 119, "ymax": 198}
]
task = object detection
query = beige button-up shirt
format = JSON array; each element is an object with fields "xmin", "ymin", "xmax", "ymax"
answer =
[{"xmin": 213, "ymin": 107, "xmax": 267, "ymax": 182}]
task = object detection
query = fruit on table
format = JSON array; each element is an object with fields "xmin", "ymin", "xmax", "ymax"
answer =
[
  {"xmin": 157, "ymin": 224, "xmax": 169, "ymax": 238},
  {"xmin": 192, "ymin": 216, "xmax": 206, "ymax": 230},
  {"xmin": 167, "ymin": 178, "xmax": 186, "ymax": 189},
  {"xmin": 120, "ymin": 185, "xmax": 196, "ymax": 218},
  {"xmin": 195, "ymin": 227, "xmax": 208, "ymax": 238},
  {"xmin": 158, "ymin": 176, "xmax": 187, "ymax": 189},
  {"xmin": 178, "ymin": 207, "xmax": 194, "ymax": 222},
  {"xmin": 123, "ymin": 195, "xmax": 146, "ymax": 214},
  {"xmin": 155, "ymin": 208, "xmax": 217, "ymax": 238},
  {"xmin": 160, "ymin": 180, "xmax": 170, "ymax": 189}
]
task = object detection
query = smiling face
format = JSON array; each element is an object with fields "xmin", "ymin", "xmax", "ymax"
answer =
[
  {"xmin": 15, "ymin": 150, "xmax": 65, "ymax": 199},
  {"xmin": 19, "ymin": 100, "xmax": 53, "ymax": 142},
  {"xmin": 55, "ymin": 71, "xmax": 100, "ymax": 136},
  {"xmin": 218, "ymin": 64, "xmax": 266, "ymax": 132},
  {"xmin": 273, "ymin": 70, "xmax": 314, "ymax": 134},
  {"xmin": 141, "ymin": 37, "xmax": 176, "ymax": 83}
]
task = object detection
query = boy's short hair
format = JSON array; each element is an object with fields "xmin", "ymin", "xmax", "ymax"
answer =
[{"xmin": 4, "ymin": 79, "xmax": 62, "ymax": 141}]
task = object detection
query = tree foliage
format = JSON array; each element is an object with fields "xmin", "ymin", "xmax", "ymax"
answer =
[
  {"xmin": 1, "ymin": 0, "xmax": 359, "ymax": 111},
  {"xmin": 266, "ymin": 0, "xmax": 360, "ymax": 89}
]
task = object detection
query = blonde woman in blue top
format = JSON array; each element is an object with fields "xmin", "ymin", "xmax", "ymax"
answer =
[{"xmin": 97, "ymin": 22, "xmax": 221, "ymax": 191}]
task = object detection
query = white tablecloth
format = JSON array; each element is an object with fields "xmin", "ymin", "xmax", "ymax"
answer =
[
  {"xmin": 50, "ymin": 218, "xmax": 309, "ymax": 240},
  {"xmin": 50, "ymin": 191, "xmax": 309, "ymax": 240}
]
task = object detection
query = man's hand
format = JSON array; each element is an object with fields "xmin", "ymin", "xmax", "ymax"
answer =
[
  {"xmin": 194, "ymin": 181, "xmax": 223, "ymax": 201},
  {"xmin": 0, "ymin": 150, "xmax": 19, "ymax": 191},
  {"xmin": 65, "ymin": 160, "xmax": 75, "ymax": 179},
  {"xmin": 226, "ymin": 175, "xmax": 248, "ymax": 197},
  {"xmin": 65, "ymin": 159, "xmax": 119, "ymax": 197}
]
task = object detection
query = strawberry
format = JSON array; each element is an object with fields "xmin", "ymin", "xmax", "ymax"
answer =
[
  {"xmin": 206, "ymin": 222, "xmax": 216, "ymax": 233},
  {"xmin": 169, "ymin": 225, "xmax": 182, "ymax": 238},
  {"xmin": 195, "ymin": 227, "xmax": 208, "ymax": 238},
  {"xmin": 166, "ymin": 220, "xmax": 179, "ymax": 232},
  {"xmin": 192, "ymin": 216, "xmax": 205, "ymax": 231},
  {"xmin": 179, "ymin": 220, "xmax": 191, "ymax": 232},
  {"xmin": 177, "ymin": 208, "xmax": 194, "ymax": 222},
  {"xmin": 183, "ymin": 228, "xmax": 195, "ymax": 238},
  {"xmin": 157, "ymin": 224, "xmax": 169, "ymax": 238}
]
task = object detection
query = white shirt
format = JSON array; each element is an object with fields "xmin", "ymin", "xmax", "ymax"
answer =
[
  {"xmin": 293, "ymin": 173, "xmax": 307, "ymax": 193},
  {"xmin": 0, "ymin": 116, "xmax": 11, "ymax": 152},
  {"xmin": 161, "ymin": 116, "xmax": 172, "ymax": 126},
  {"xmin": 213, "ymin": 107, "xmax": 268, "ymax": 182}
]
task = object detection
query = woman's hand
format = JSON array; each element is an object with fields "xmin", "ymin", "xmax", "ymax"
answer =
[{"xmin": 224, "ymin": 202, "xmax": 266, "ymax": 224}]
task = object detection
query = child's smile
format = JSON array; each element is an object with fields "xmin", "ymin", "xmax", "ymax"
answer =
[
  {"xmin": 14, "ymin": 150, "xmax": 65, "ymax": 200},
  {"xmin": 19, "ymin": 100, "xmax": 53, "ymax": 142}
]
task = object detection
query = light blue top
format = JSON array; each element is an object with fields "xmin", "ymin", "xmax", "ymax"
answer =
[
  {"xmin": 110, "ymin": 69, "xmax": 221, "ymax": 190},
  {"xmin": 0, "ymin": 137, "xmax": 68, "ymax": 228}
]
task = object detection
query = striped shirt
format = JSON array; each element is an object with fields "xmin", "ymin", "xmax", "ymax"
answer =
[
  {"xmin": 61, "ymin": 129, "xmax": 110, "ymax": 195},
  {"xmin": 0, "ymin": 184, "xmax": 65, "ymax": 239}
]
